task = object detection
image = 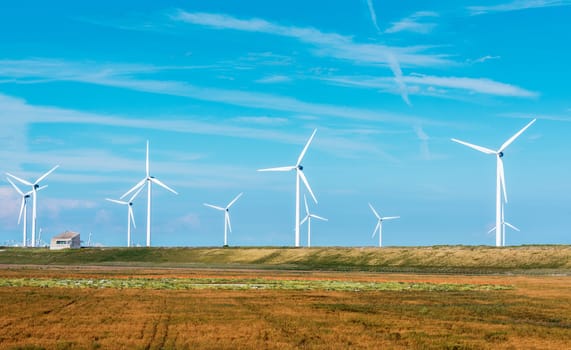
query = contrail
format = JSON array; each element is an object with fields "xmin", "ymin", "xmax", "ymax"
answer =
[
  {"xmin": 366, "ymin": 0, "xmax": 382, "ymax": 33},
  {"xmin": 386, "ymin": 52, "xmax": 411, "ymax": 106},
  {"xmin": 365, "ymin": 1, "xmax": 411, "ymax": 105}
]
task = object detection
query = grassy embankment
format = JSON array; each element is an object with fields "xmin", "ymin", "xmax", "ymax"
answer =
[{"xmin": 1, "ymin": 245, "xmax": 570, "ymax": 274}]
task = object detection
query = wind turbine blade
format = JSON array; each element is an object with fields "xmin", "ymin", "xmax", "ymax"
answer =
[
  {"xmin": 303, "ymin": 194, "xmax": 309, "ymax": 216},
  {"xmin": 298, "ymin": 170, "xmax": 317, "ymax": 204},
  {"xmin": 382, "ymin": 216, "xmax": 400, "ymax": 220},
  {"xmin": 6, "ymin": 173, "xmax": 33, "ymax": 187},
  {"xmin": 368, "ymin": 203, "xmax": 381, "ymax": 220},
  {"xmin": 499, "ymin": 119, "xmax": 536, "ymax": 152},
  {"xmin": 18, "ymin": 198, "xmax": 25, "ymax": 224},
  {"xmin": 257, "ymin": 166, "xmax": 296, "ymax": 172},
  {"xmin": 6, "ymin": 178, "xmax": 24, "ymax": 196},
  {"xmin": 372, "ymin": 222, "xmax": 380, "ymax": 238},
  {"xmin": 487, "ymin": 226, "xmax": 496, "ymax": 234},
  {"xmin": 226, "ymin": 212, "xmax": 232, "ymax": 233},
  {"xmin": 121, "ymin": 178, "xmax": 146, "ymax": 199},
  {"xmin": 498, "ymin": 158, "xmax": 508, "ymax": 203},
  {"xmin": 297, "ymin": 128, "xmax": 317, "ymax": 165},
  {"xmin": 311, "ymin": 214, "xmax": 328, "ymax": 221},
  {"xmin": 150, "ymin": 177, "xmax": 178, "ymax": 195},
  {"xmin": 204, "ymin": 203, "xmax": 225, "ymax": 211},
  {"xmin": 106, "ymin": 198, "xmax": 128, "ymax": 205},
  {"xmin": 129, "ymin": 206, "xmax": 136, "ymax": 229},
  {"xmin": 35, "ymin": 185, "xmax": 48, "ymax": 193},
  {"xmin": 35, "ymin": 165, "xmax": 59, "ymax": 184},
  {"xmin": 227, "ymin": 192, "xmax": 243, "ymax": 209},
  {"xmin": 505, "ymin": 222, "xmax": 520, "ymax": 232},
  {"xmin": 451, "ymin": 138, "xmax": 496, "ymax": 155},
  {"xmin": 146, "ymin": 140, "xmax": 150, "ymax": 177},
  {"xmin": 130, "ymin": 184, "xmax": 145, "ymax": 202},
  {"xmin": 300, "ymin": 215, "xmax": 309, "ymax": 225}
]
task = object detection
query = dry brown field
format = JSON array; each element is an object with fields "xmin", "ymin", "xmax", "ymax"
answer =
[{"xmin": 0, "ymin": 266, "xmax": 570, "ymax": 349}]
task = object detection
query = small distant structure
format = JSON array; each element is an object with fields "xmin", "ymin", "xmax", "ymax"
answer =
[{"xmin": 50, "ymin": 231, "xmax": 81, "ymax": 250}]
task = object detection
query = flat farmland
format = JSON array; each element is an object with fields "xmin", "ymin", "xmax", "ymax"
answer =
[{"xmin": 1, "ymin": 266, "xmax": 570, "ymax": 349}]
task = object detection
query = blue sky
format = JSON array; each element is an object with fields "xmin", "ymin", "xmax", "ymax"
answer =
[{"xmin": 1, "ymin": 0, "xmax": 570, "ymax": 247}]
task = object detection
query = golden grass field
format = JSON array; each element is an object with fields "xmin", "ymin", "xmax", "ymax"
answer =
[{"xmin": 1, "ymin": 265, "xmax": 570, "ymax": 349}]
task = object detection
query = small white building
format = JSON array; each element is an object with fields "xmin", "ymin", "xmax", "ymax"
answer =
[{"xmin": 50, "ymin": 231, "xmax": 81, "ymax": 250}]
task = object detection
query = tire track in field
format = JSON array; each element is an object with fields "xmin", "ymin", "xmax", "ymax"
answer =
[
  {"xmin": 143, "ymin": 298, "xmax": 172, "ymax": 350},
  {"xmin": 0, "ymin": 289, "xmax": 97, "ymax": 343},
  {"xmin": 235, "ymin": 295, "xmax": 300, "ymax": 347}
]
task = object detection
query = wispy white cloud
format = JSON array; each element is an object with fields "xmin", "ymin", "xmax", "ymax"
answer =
[
  {"xmin": 468, "ymin": 0, "xmax": 571, "ymax": 15},
  {"xmin": 414, "ymin": 125, "xmax": 431, "ymax": 160},
  {"xmin": 385, "ymin": 11, "xmax": 439, "ymax": 34},
  {"xmin": 255, "ymin": 75, "xmax": 292, "ymax": 84},
  {"xmin": 472, "ymin": 55, "xmax": 501, "ymax": 64},
  {"xmin": 0, "ymin": 59, "xmax": 430, "ymax": 125},
  {"xmin": 322, "ymin": 73, "xmax": 538, "ymax": 99},
  {"xmin": 171, "ymin": 10, "xmax": 452, "ymax": 68},
  {"xmin": 232, "ymin": 116, "xmax": 290, "ymax": 126},
  {"xmin": 0, "ymin": 91, "xmax": 406, "ymax": 180},
  {"xmin": 366, "ymin": 0, "xmax": 382, "ymax": 33},
  {"xmin": 503, "ymin": 112, "xmax": 571, "ymax": 122}
]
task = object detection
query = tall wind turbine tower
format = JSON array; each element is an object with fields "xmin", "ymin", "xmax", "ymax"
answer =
[
  {"xmin": 368, "ymin": 203, "xmax": 399, "ymax": 248},
  {"xmin": 258, "ymin": 129, "xmax": 318, "ymax": 247},
  {"xmin": 452, "ymin": 119, "xmax": 535, "ymax": 247},
  {"xmin": 6, "ymin": 165, "xmax": 59, "ymax": 247},
  {"xmin": 300, "ymin": 194, "xmax": 327, "ymax": 248},
  {"xmin": 107, "ymin": 185, "xmax": 144, "ymax": 247},
  {"xmin": 121, "ymin": 141, "xmax": 177, "ymax": 247},
  {"xmin": 6, "ymin": 178, "xmax": 37, "ymax": 247},
  {"xmin": 204, "ymin": 192, "xmax": 243, "ymax": 246}
]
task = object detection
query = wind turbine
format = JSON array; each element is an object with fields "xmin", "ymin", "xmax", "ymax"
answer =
[
  {"xmin": 6, "ymin": 165, "xmax": 59, "ymax": 247},
  {"xmin": 300, "ymin": 194, "xmax": 327, "ymax": 248},
  {"xmin": 107, "ymin": 185, "xmax": 144, "ymax": 247},
  {"xmin": 6, "ymin": 178, "xmax": 44, "ymax": 247},
  {"xmin": 487, "ymin": 202, "xmax": 520, "ymax": 246},
  {"xmin": 204, "ymin": 192, "xmax": 243, "ymax": 247},
  {"xmin": 258, "ymin": 129, "xmax": 318, "ymax": 247},
  {"xmin": 451, "ymin": 119, "xmax": 535, "ymax": 247},
  {"xmin": 369, "ymin": 203, "xmax": 400, "ymax": 248},
  {"xmin": 121, "ymin": 141, "xmax": 177, "ymax": 247}
]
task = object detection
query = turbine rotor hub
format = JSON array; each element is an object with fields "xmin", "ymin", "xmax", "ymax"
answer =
[
  {"xmin": 498, "ymin": 151, "xmax": 504, "ymax": 158},
  {"xmin": 298, "ymin": 165, "xmax": 303, "ymax": 171}
]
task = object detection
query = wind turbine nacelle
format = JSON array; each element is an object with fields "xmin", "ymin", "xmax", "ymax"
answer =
[
  {"xmin": 298, "ymin": 165, "xmax": 303, "ymax": 171},
  {"xmin": 498, "ymin": 151, "xmax": 504, "ymax": 158}
]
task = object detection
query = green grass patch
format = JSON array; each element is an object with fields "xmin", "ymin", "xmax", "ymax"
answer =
[
  {"xmin": 1, "ymin": 245, "xmax": 570, "ymax": 274},
  {"xmin": 0, "ymin": 277, "xmax": 513, "ymax": 292}
]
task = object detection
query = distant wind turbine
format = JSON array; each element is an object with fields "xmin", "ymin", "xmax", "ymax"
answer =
[
  {"xmin": 204, "ymin": 192, "xmax": 243, "ymax": 247},
  {"xmin": 6, "ymin": 178, "xmax": 34, "ymax": 247},
  {"xmin": 107, "ymin": 185, "xmax": 144, "ymax": 247},
  {"xmin": 6, "ymin": 165, "xmax": 59, "ymax": 247},
  {"xmin": 488, "ymin": 202, "xmax": 520, "ymax": 246},
  {"xmin": 258, "ymin": 129, "xmax": 318, "ymax": 247},
  {"xmin": 121, "ymin": 141, "xmax": 177, "ymax": 247},
  {"xmin": 451, "ymin": 119, "xmax": 535, "ymax": 247},
  {"xmin": 369, "ymin": 203, "xmax": 400, "ymax": 248},
  {"xmin": 300, "ymin": 194, "xmax": 327, "ymax": 248}
]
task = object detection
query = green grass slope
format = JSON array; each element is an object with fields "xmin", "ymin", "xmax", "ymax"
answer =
[{"xmin": 1, "ymin": 246, "xmax": 570, "ymax": 273}]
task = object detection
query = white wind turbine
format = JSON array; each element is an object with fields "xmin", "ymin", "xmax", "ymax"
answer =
[
  {"xmin": 204, "ymin": 192, "xmax": 243, "ymax": 247},
  {"xmin": 6, "ymin": 178, "xmax": 45, "ymax": 247},
  {"xmin": 451, "ymin": 119, "xmax": 535, "ymax": 247},
  {"xmin": 369, "ymin": 203, "xmax": 400, "ymax": 248},
  {"xmin": 6, "ymin": 165, "xmax": 59, "ymax": 247},
  {"xmin": 488, "ymin": 201, "xmax": 520, "ymax": 246},
  {"xmin": 121, "ymin": 141, "xmax": 177, "ymax": 247},
  {"xmin": 107, "ymin": 185, "xmax": 144, "ymax": 247},
  {"xmin": 300, "ymin": 194, "xmax": 327, "ymax": 248},
  {"xmin": 258, "ymin": 129, "xmax": 318, "ymax": 247}
]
